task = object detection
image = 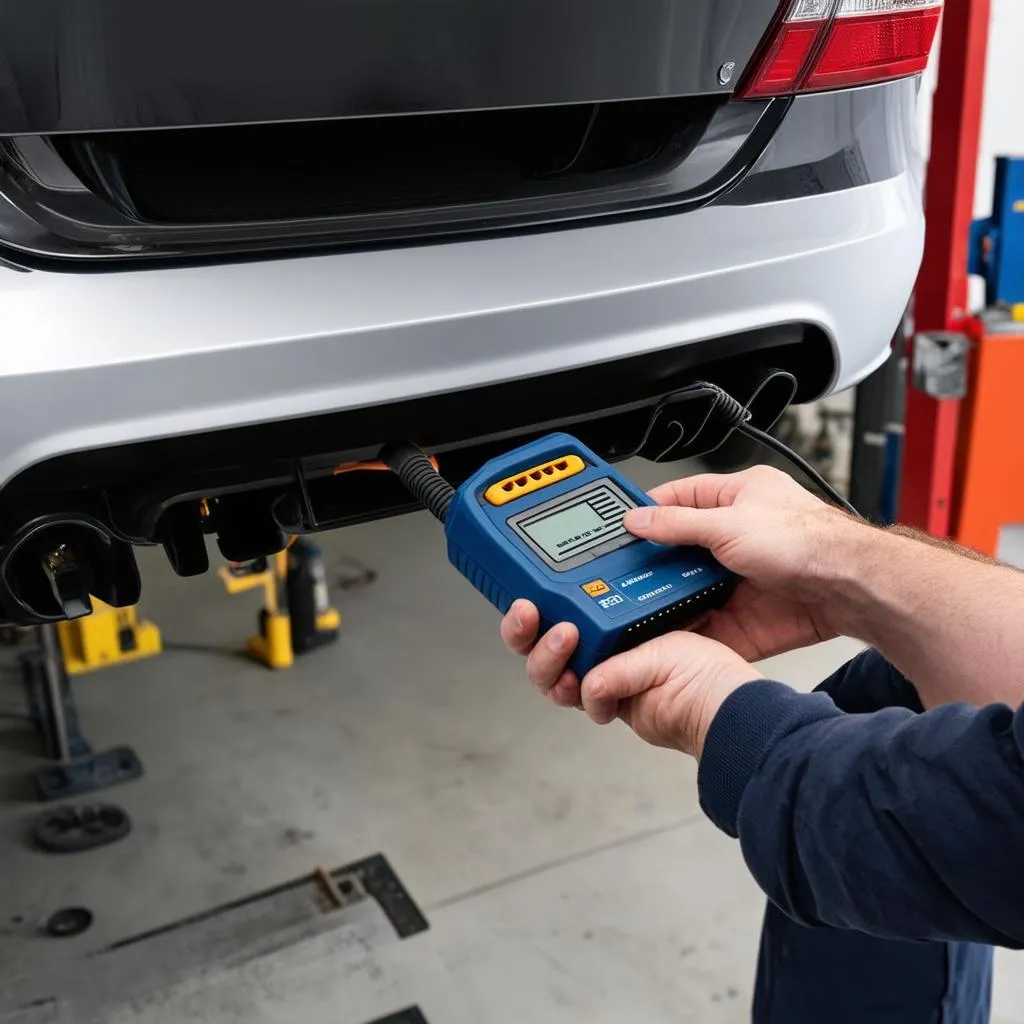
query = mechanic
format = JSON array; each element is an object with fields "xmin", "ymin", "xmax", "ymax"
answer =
[{"xmin": 499, "ymin": 465, "xmax": 1024, "ymax": 1024}]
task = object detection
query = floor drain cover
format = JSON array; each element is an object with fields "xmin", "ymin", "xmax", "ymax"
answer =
[{"xmin": 46, "ymin": 906, "xmax": 94, "ymax": 938}]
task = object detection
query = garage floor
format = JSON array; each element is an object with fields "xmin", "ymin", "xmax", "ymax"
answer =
[{"xmin": 1, "ymin": 461, "xmax": 1022, "ymax": 1024}]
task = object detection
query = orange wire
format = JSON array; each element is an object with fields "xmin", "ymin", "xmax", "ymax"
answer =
[{"xmin": 333, "ymin": 454, "xmax": 439, "ymax": 475}]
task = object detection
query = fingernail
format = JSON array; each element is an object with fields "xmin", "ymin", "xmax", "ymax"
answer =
[
  {"xmin": 548, "ymin": 627, "xmax": 567, "ymax": 653},
  {"xmin": 587, "ymin": 672, "xmax": 605, "ymax": 698},
  {"xmin": 626, "ymin": 508, "xmax": 653, "ymax": 530},
  {"xmin": 514, "ymin": 604, "xmax": 524, "ymax": 630}
]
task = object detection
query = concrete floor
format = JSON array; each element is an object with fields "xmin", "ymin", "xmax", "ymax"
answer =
[{"xmin": 0, "ymin": 459, "xmax": 1021, "ymax": 1023}]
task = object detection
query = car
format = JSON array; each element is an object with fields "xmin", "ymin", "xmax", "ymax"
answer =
[{"xmin": 0, "ymin": 0, "xmax": 938, "ymax": 625}]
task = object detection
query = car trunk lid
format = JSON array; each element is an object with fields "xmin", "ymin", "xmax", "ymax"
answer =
[{"xmin": 0, "ymin": 0, "xmax": 781, "ymax": 135}]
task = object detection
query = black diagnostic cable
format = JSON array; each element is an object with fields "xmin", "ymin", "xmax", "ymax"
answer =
[
  {"xmin": 736, "ymin": 420, "xmax": 860, "ymax": 517},
  {"xmin": 380, "ymin": 442, "xmax": 455, "ymax": 524},
  {"xmin": 694, "ymin": 383, "xmax": 861, "ymax": 517},
  {"xmin": 380, "ymin": 384, "xmax": 861, "ymax": 524}
]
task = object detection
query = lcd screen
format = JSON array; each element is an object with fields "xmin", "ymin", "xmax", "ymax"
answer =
[{"xmin": 518, "ymin": 484, "xmax": 631, "ymax": 563}]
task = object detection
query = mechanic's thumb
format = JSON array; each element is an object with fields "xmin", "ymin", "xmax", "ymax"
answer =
[{"xmin": 624, "ymin": 504, "xmax": 724, "ymax": 549}]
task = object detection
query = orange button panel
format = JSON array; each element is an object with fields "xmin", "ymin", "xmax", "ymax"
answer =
[
  {"xmin": 581, "ymin": 579, "xmax": 611, "ymax": 598},
  {"xmin": 483, "ymin": 454, "xmax": 586, "ymax": 506}
]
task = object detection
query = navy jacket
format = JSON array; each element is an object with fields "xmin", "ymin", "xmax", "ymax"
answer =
[{"xmin": 698, "ymin": 649, "xmax": 1024, "ymax": 948}]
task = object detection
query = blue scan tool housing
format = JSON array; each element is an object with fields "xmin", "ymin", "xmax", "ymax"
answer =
[{"xmin": 444, "ymin": 432, "xmax": 738, "ymax": 677}]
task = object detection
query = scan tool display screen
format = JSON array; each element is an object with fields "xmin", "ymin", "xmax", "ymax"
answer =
[{"xmin": 510, "ymin": 479, "xmax": 637, "ymax": 569}]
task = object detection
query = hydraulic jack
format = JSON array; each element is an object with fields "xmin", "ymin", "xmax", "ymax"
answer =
[{"xmin": 219, "ymin": 538, "xmax": 340, "ymax": 669}]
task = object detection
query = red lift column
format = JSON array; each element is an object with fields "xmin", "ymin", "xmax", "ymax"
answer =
[{"xmin": 899, "ymin": 0, "xmax": 991, "ymax": 536}]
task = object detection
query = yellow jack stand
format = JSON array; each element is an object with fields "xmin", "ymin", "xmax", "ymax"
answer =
[
  {"xmin": 218, "ymin": 540, "xmax": 342, "ymax": 669},
  {"xmin": 218, "ymin": 551, "xmax": 295, "ymax": 670},
  {"xmin": 56, "ymin": 600, "xmax": 162, "ymax": 676},
  {"xmin": 315, "ymin": 607, "xmax": 342, "ymax": 636}
]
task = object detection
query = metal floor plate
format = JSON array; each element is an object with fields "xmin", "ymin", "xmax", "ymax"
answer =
[{"xmin": 2, "ymin": 856, "xmax": 428, "ymax": 1024}]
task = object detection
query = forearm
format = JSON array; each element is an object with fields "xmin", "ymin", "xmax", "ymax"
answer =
[{"xmin": 815, "ymin": 520, "xmax": 1024, "ymax": 709}]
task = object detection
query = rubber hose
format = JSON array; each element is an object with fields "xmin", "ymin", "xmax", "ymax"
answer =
[{"xmin": 380, "ymin": 442, "xmax": 455, "ymax": 524}]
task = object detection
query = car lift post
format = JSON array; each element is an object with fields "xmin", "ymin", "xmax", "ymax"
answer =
[
  {"xmin": 898, "ymin": 0, "xmax": 991, "ymax": 535},
  {"xmin": 39, "ymin": 624, "xmax": 72, "ymax": 763},
  {"xmin": 21, "ymin": 623, "xmax": 145, "ymax": 801}
]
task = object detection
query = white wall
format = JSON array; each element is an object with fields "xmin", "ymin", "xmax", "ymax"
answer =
[{"xmin": 917, "ymin": 0, "xmax": 1024, "ymax": 309}]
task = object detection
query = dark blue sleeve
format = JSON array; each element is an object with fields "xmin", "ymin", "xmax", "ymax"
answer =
[
  {"xmin": 812, "ymin": 647, "xmax": 923, "ymax": 715},
  {"xmin": 697, "ymin": 665, "xmax": 1024, "ymax": 947}
]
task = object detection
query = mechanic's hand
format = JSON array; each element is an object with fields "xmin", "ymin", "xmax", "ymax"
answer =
[
  {"xmin": 500, "ymin": 601, "xmax": 761, "ymax": 757},
  {"xmin": 623, "ymin": 465, "xmax": 860, "ymax": 661}
]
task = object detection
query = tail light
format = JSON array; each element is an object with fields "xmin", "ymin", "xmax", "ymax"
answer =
[{"xmin": 736, "ymin": 0, "xmax": 942, "ymax": 99}]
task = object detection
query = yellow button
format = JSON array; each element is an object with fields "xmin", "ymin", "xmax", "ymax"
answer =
[
  {"xmin": 582, "ymin": 579, "xmax": 611, "ymax": 598},
  {"xmin": 483, "ymin": 454, "xmax": 586, "ymax": 506}
]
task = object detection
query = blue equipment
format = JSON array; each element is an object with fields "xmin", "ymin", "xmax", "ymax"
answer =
[
  {"xmin": 969, "ymin": 156, "xmax": 1024, "ymax": 307},
  {"xmin": 384, "ymin": 433, "xmax": 736, "ymax": 677}
]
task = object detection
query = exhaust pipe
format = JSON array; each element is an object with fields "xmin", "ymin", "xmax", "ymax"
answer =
[{"xmin": 0, "ymin": 514, "xmax": 141, "ymax": 625}]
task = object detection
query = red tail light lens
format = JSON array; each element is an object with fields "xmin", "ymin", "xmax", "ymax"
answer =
[
  {"xmin": 744, "ymin": 22, "xmax": 822, "ymax": 98},
  {"xmin": 736, "ymin": 0, "xmax": 942, "ymax": 99},
  {"xmin": 805, "ymin": 6, "xmax": 942, "ymax": 90}
]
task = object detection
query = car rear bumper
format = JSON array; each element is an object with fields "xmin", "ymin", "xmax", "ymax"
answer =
[{"xmin": 0, "ymin": 169, "xmax": 921, "ymax": 493}]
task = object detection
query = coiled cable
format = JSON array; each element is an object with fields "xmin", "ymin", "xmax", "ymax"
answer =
[{"xmin": 380, "ymin": 442, "xmax": 455, "ymax": 524}]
